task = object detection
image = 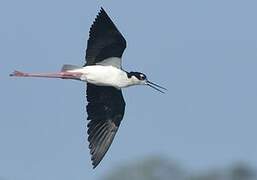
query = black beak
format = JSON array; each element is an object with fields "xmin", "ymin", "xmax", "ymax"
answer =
[{"xmin": 146, "ymin": 80, "xmax": 167, "ymax": 94}]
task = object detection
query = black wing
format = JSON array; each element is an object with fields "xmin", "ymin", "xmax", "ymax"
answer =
[
  {"xmin": 85, "ymin": 7, "xmax": 126, "ymax": 66},
  {"xmin": 86, "ymin": 83, "xmax": 125, "ymax": 168}
]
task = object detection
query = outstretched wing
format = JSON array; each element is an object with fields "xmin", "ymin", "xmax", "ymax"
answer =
[
  {"xmin": 85, "ymin": 8, "xmax": 126, "ymax": 67},
  {"xmin": 86, "ymin": 83, "xmax": 125, "ymax": 168}
]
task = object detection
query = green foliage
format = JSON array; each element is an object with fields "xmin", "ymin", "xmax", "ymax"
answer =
[
  {"xmin": 101, "ymin": 156, "xmax": 256, "ymax": 180},
  {"xmin": 104, "ymin": 156, "xmax": 185, "ymax": 180}
]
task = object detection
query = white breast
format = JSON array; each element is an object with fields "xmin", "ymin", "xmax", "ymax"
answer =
[{"xmin": 68, "ymin": 65, "xmax": 131, "ymax": 88}]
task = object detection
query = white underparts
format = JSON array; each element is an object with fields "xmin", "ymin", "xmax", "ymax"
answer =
[{"xmin": 67, "ymin": 65, "xmax": 138, "ymax": 89}]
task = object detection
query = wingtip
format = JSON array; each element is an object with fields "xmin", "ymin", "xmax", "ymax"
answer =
[
  {"xmin": 100, "ymin": 7, "xmax": 105, "ymax": 12},
  {"xmin": 100, "ymin": 7, "xmax": 108, "ymax": 14},
  {"xmin": 96, "ymin": 7, "xmax": 105, "ymax": 18},
  {"xmin": 92, "ymin": 160, "xmax": 99, "ymax": 169},
  {"xmin": 90, "ymin": 150, "xmax": 99, "ymax": 169}
]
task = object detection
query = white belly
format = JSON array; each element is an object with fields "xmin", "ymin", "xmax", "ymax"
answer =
[{"xmin": 69, "ymin": 65, "xmax": 129, "ymax": 88}]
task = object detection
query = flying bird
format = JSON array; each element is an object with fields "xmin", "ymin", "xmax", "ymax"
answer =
[{"xmin": 10, "ymin": 7, "xmax": 166, "ymax": 168}]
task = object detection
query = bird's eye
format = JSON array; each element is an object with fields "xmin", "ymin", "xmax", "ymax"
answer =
[{"xmin": 140, "ymin": 74, "xmax": 146, "ymax": 80}]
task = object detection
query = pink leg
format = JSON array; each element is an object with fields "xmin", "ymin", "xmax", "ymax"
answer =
[{"xmin": 10, "ymin": 70, "xmax": 82, "ymax": 80}]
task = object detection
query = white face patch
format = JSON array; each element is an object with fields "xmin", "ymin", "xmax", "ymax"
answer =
[{"xmin": 139, "ymin": 73, "xmax": 146, "ymax": 80}]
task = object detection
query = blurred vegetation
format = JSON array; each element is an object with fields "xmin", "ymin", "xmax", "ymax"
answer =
[{"xmin": 101, "ymin": 156, "xmax": 256, "ymax": 180}]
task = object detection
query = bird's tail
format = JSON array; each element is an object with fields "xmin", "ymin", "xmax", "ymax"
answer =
[{"xmin": 61, "ymin": 64, "xmax": 80, "ymax": 72}]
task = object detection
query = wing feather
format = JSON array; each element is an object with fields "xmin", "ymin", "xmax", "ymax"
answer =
[
  {"xmin": 86, "ymin": 83, "xmax": 125, "ymax": 168},
  {"xmin": 85, "ymin": 8, "xmax": 126, "ymax": 66}
]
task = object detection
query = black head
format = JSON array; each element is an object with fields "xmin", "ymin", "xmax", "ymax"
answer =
[
  {"xmin": 126, "ymin": 71, "xmax": 167, "ymax": 93},
  {"xmin": 127, "ymin": 71, "xmax": 147, "ymax": 81}
]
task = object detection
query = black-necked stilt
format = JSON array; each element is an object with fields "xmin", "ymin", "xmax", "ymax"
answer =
[{"xmin": 10, "ymin": 7, "xmax": 166, "ymax": 168}]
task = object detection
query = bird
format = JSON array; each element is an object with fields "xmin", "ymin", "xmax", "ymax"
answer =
[{"xmin": 10, "ymin": 7, "xmax": 167, "ymax": 168}]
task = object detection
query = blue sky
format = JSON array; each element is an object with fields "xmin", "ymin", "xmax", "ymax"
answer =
[{"xmin": 1, "ymin": 0, "xmax": 257, "ymax": 179}]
